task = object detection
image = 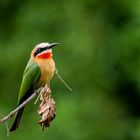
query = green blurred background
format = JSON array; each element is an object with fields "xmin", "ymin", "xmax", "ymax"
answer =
[{"xmin": 0, "ymin": 0, "xmax": 140, "ymax": 139}]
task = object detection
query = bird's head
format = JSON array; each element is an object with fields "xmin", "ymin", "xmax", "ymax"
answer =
[{"xmin": 31, "ymin": 42, "xmax": 58, "ymax": 59}]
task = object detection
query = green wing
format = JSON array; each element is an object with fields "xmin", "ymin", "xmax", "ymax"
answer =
[{"xmin": 18, "ymin": 61, "xmax": 41, "ymax": 104}]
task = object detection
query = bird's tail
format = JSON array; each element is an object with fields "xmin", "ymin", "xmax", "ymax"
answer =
[{"xmin": 10, "ymin": 107, "xmax": 25, "ymax": 132}]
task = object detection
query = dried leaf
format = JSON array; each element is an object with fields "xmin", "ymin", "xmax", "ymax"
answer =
[{"xmin": 38, "ymin": 84, "xmax": 56, "ymax": 130}]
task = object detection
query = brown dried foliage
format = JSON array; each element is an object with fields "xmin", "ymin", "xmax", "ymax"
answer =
[{"xmin": 38, "ymin": 85, "xmax": 56, "ymax": 130}]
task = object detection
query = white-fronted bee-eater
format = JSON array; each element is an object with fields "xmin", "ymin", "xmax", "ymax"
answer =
[{"xmin": 10, "ymin": 42, "xmax": 58, "ymax": 132}]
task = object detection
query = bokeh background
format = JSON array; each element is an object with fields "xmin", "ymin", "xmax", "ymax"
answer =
[{"xmin": 0, "ymin": 0, "xmax": 140, "ymax": 139}]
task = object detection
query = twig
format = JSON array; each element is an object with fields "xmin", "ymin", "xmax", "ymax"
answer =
[
  {"xmin": 34, "ymin": 88, "xmax": 42, "ymax": 105},
  {"xmin": 55, "ymin": 69, "xmax": 72, "ymax": 91},
  {"xmin": 0, "ymin": 112, "xmax": 10, "ymax": 136},
  {"xmin": 0, "ymin": 92, "xmax": 37, "ymax": 124},
  {"xmin": 34, "ymin": 93, "xmax": 41, "ymax": 105}
]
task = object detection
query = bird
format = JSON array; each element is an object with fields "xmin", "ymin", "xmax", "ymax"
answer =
[{"xmin": 10, "ymin": 42, "xmax": 58, "ymax": 132}]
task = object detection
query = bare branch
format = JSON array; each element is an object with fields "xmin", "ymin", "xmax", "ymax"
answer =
[
  {"xmin": 55, "ymin": 69, "xmax": 72, "ymax": 91},
  {"xmin": 0, "ymin": 84, "xmax": 56, "ymax": 133},
  {"xmin": 0, "ymin": 112, "xmax": 10, "ymax": 136},
  {"xmin": 0, "ymin": 92, "xmax": 37, "ymax": 124}
]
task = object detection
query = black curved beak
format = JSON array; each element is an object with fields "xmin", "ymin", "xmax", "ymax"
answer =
[{"xmin": 48, "ymin": 43, "xmax": 59, "ymax": 49}]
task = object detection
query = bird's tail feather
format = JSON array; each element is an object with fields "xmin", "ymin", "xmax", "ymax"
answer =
[{"xmin": 10, "ymin": 107, "xmax": 25, "ymax": 132}]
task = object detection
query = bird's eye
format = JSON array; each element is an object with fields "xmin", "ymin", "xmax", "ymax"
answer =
[{"xmin": 38, "ymin": 48, "xmax": 41, "ymax": 51}]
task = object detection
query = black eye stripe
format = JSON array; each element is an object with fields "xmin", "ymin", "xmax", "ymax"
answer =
[{"xmin": 34, "ymin": 47, "xmax": 47, "ymax": 57}]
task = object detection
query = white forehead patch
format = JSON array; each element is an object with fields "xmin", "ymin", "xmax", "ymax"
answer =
[{"xmin": 36, "ymin": 42, "xmax": 50, "ymax": 48}]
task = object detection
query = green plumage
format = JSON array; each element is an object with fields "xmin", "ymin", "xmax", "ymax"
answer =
[
  {"xmin": 10, "ymin": 60, "xmax": 41, "ymax": 132},
  {"xmin": 18, "ymin": 61, "xmax": 41, "ymax": 103}
]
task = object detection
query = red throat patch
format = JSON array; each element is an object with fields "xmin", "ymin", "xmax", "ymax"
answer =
[{"xmin": 37, "ymin": 52, "xmax": 52, "ymax": 59}]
